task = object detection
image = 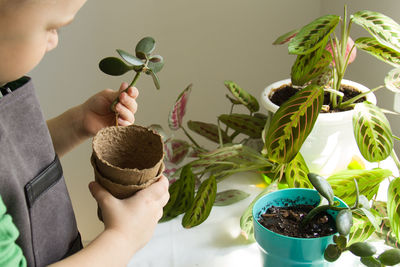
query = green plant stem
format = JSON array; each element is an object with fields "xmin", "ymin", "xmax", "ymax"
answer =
[
  {"xmin": 181, "ymin": 126, "xmax": 201, "ymax": 148},
  {"xmin": 339, "ymin": 85, "xmax": 383, "ymax": 109},
  {"xmin": 300, "ymin": 205, "xmax": 349, "ymax": 228},
  {"xmin": 390, "ymin": 149, "xmax": 400, "ymax": 171}
]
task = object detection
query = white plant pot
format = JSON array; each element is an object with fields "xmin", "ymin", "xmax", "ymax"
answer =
[{"xmin": 260, "ymin": 78, "xmax": 377, "ymax": 176}]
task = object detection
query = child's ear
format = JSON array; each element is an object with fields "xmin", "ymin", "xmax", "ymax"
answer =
[{"xmin": 46, "ymin": 29, "xmax": 59, "ymax": 52}]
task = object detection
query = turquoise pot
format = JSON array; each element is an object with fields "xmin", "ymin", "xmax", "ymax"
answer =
[{"xmin": 252, "ymin": 188, "xmax": 348, "ymax": 267}]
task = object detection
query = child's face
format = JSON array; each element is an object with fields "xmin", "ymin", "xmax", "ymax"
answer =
[{"xmin": 0, "ymin": 0, "xmax": 87, "ymax": 85}]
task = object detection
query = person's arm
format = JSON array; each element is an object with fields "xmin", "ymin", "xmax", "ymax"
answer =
[
  {"xmin": 0, "ymin": 196, "xmax": 27, "ymax": 267},
  {"xmin": 47, "ymin": 82, "xmax": 138, "ymax": 157},
  {"xmin": 49, "ymin": 176, "xmax": 169, "ymax": 267}
]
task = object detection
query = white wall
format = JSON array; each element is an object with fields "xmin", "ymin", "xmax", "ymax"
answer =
[{"xmin": 28, "ymin": 0, "xmax": 344, "ymax": 243}]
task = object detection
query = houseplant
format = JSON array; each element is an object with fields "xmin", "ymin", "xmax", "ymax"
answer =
[
  {"xmin": 262, "ymin": 6, "xmax": 400, "ymax": 175},
  {"xmin": 252, "ymin": 173, "xmax": 400, "ymax": 266}
]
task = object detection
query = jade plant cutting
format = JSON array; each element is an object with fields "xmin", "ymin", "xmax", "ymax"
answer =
[
  {"xmin": 99, "ymin": 36, "xmax": 164, "ymax": 124},
  {"xmin": 304, "ymin": 173, "xmax": 400, "ymax": 266},
  {"xmin": 274, "ymin": 6, "xmax": 400, "ymax": 111}
]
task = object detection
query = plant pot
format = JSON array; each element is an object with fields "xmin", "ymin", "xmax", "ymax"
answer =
[
  {"xmin": 91, "ymin": 124, "xmax": 164, "ymax": 199},
  {"xmin": 252, "ymin": 188, "xmax": 347, "ymax": 267},
  {"xmin": 260, "ymin": 79, "xmax": 377, "ymax": 176}
]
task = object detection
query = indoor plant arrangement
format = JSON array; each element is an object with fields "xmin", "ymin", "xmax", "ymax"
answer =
[
  {"xmin": 253, "ymin": 173, "xmax": 400, "ymax": 266},
  {"xmin": 262, "ymin": 6, "xmax": 400, "ymax": 175},
  {"xmin": 153, "ymin": 5, "xmax": 400, "ymax": 266}
]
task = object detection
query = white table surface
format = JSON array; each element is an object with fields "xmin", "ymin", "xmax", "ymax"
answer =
[{"xmin": 128, "ymin": 158, "xmax": 398, "ymax": 267}]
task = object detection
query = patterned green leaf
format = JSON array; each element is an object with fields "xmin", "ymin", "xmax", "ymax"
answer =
[
  {"xmin": 355, "ymin": 37, "xmax": 400, "ymax": 67},
  {"xmin": 240, "ymin": 181, "xmax": 279, "ymax": 242},
  {"xmin": 385, "ymin": 68, "xmax": 400, "ymax": 93},
  {"xmin": 273, "ymin": 29, "xmax": 299, "ymax": 45},
  {"xmin": 264, "ymin": 84, "xmax": 324, "ymax": 164},
  {"xmin": 327, "ymin": 169, "xmax": 392, "ymax": 205},
  {"xmin": 187, "ymin": 120, "xmax": 231, "ymax": 144},
  {"xmin": 218, "ymin": 113, "xmax": 267, "ymax": 139},
  {"xmin": 291, "ymin": 45, "xmax": 332, "ymax": 86},
  {"xmin": 160, "ymin": 179, "xmax": 182, "ymax": 222},
  {"xmin": 168, "ymin": 84, "xmax": 192, "ymax": 130},
  {"xmin": 289, "ymin": 15, "xmax": 340, "ymax": 55},
  {"xmin": 353, "ymin": 102, "xmax": 393, "ymax": 162},
  {"xmin": 388, "ymin": 177, "xmax": 400, "ymax": 243},
  {"xmin": 182, "ymin": 175, "xmax": 217, "ymax": 228},
  {"xmin": 348, "ymin": 210, "xmax": 378, "ymax": 246},
  {"xmin": 164, "ymin": 139, "xmax": 190, "ymax": 165},
  {"xmin": 213, "ymin": 190, "xmax": 250, "ymax": 206},
  {"xmin": 116, "ymin": 49, "xmax": 145, "ymax": 66},
  {"xmin": 161, "ymin": 165, "xmax": 195, "ymax": 221},
  {"xmin": 224, "ymin": 81, "xmax": 259, "ymax": 113},
  {"xmin": 352, "ymin": 10, "xmax": 400, "ymax": 52},
  {"xmin": 285, "ymin": 153, "xmax": 312, "ymax": 188}
]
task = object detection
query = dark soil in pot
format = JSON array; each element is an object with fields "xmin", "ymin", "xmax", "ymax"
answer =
[
  {"xmin": 258, "ymin": 204, "xmax": 337, "ymax": 238},
  {"xmin": 270, "ymin": 84, "xmax": 366, "ymax": 113}
]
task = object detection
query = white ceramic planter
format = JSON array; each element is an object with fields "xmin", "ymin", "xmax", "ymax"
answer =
[{"xmin": 260, "ymin": 79, "xmax": 377, "ymax": 176}]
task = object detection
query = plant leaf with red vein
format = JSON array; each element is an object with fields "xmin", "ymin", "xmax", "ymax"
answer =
[
  {"xmin": 214, "ymin": 189, "xmax": 250, "ymax": 206},
  {"xmin": 168, "ymin": 84, "xmax": 193, "ymax": 130},
  {"xmin": 164, "ymin": 139, "xmax": 190, "ymax": 164}
]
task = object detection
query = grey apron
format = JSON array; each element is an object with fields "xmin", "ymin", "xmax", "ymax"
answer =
[{"xmin": 0, "ymin": 77, "xmax": 82, "ymax": 266}]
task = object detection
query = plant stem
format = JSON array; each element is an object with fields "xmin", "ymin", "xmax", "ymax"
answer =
[
  {"xmin": 339, "ymin": 85, "xmax": 383, "ymax": 109},
  {"xmin": 390, "ymin": 149, "xmax": 400, "ymax": 171},
  {"xmin": 300, "ymin": 205, "xmax": 348, "ymax": 228},
  {"xmin": 181, "ymin": 126, "xmax": 201, "ymax": 148}
]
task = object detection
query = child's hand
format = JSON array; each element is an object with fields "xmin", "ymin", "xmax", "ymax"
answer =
[
  {"xmin": 88, "ymin": 175, "xmax": 170, "ymax": 253},
  {"xmin": 81, "ymin": 82, "xmax": 139, "ymax": 137}
]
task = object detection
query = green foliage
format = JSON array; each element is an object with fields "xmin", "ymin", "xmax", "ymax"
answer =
[
  {"xmin": 387, "ymin": 178, "xmax": 400, "ymax": 243},
  {"xmin": 264, "ymin": 84, "xmax": 323, "ymax": 164}
]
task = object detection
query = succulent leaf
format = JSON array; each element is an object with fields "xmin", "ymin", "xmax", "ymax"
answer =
[
  {"xmin": 378, "ymin": 248, "xmax": 400, "ymax": 266},
  {"xmin": 116, "ymin": 49, "xmax": 144, "ymax": 66},
  {"xmin": 224, "ymin": 81, "xmax": 259, "ymax": 113},
  {"xmin": 182, "ymin": 175, "xmax": 217, "ymax": 228},
  {"xmin": 349, "ymin": 242, "xmax": 377, "ymax": 257},
  {"xmin": 168, "ymin": 84, "xmax": 192, "ymax": 130},
  {"xmin": 289, "ymin": 15, "xmax": 340, "ymax": 55},
  {"xmin": 352, "ymin": 10, "xmax": 400, "ymax": 52},
  {"xmin": 353, "ymin": 102, "xmax": 393, "ymax": 162},
  {"xmin": 324, "ymin": 244, "xmax": 342, "ymax": 262},
  {"xmin": 387, "ymin": 177, "xmax": 400, "ymax": 243},
  {"xmin": 264, "ymin": 84, "xmax": 324, "ymax": 163},
  {"xmin": 355, "ymin": 37, "xmax": 400, "ymax": 67},
  {"xmin": 307, "ymin": 173, "xmax": 334, "ymax": 205},
  {"xmin": 99, "ymin": 57, "xmax": 132, "ymax": 76},
  {"xmin": 385, "ymin": 68, "xmax": 400, "ymax": 93},
  {"xmin": 336, "ymin": 209, "xmax": 353, "ymax": 236},
  {"xmin": 148, "ymin": 55, "xmax": 164, "ymax": 73},
  {"xmin": 135, "ymin": 36, "xmax": 156, "ymax": 59}
]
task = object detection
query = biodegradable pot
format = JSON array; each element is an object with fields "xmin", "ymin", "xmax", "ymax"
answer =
[
  {"xmin": 252, "ymin": 188, "xmax": 347, "ymax": 267},
  {"xmin": 260, "ymin": 79, "xmax": 377, "ymax": 176},
  {"xmin": 91, "ymin": 124, "xmax": 164, "ymax": 199}
]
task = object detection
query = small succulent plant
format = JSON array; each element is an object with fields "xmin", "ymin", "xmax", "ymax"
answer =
[
  {"xmin": 98, "ymin": 36, "xmax": 164, "ymax": 119},
  {"xmin": 307, "ymin": 173, "xmax": 400, "ymax": 266}
]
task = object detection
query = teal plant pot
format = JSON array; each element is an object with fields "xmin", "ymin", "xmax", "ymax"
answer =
[{"xmin": 252, "ymin": 188, "xmax": 348, "ymax": 267}]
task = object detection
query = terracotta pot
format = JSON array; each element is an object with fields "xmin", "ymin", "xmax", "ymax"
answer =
[
  {"xmin": 260, "ymin": 79, "xmax": 376, "ymax": 176},
  {"xmin": 91, "ymin": 124, "xmax": 164, "ymax": 199}
]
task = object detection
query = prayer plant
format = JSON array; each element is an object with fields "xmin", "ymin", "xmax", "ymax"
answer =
[{"xmin": 274, "ymin": 6, "xmax": 400, "ymax": 111}]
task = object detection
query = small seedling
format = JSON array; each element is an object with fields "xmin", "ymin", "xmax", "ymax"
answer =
[
  {"xmin": 99, "ymin": 36, "xmax": 164, "ymax": 125},
  {"xmin": 306, "ymin": 173, "xmax": 400, "ymax": 266}
]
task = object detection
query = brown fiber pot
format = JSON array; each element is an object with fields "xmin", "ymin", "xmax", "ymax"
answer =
[{"xmin": 91, "ymin": 124, "xmax": 164, "ymax": 199}]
